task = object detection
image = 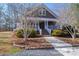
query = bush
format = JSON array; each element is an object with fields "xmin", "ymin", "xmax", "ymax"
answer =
[
  {"xmin": 28, "ymin": 29, "xmax": 37, "ymax": 38},
  {"xmin": 51, "ymin": 29, "xmax": 62, "ymax": 36},
  {"xmin": 15, "ymin": 29, "xmax": 24, "ymax": 38},
  {"xmin": 15, "ymin": 29, "xmax": 37, "ymax": 38},
  {"xmin": 51, "ymin": 29, "xmax": 70, "ymax": 37}
]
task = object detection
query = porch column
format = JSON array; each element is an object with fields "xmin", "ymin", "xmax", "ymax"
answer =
[
  {"xmin": 45, "ymin": 21, "xmax": 48, "ymax": 29},
  {"xmin": 37, "ymin": 21, "xmax": 40, "ymax": 30},
  {"xmin": 37, "ymin": 21, "xmax": 42, "ymax": 35},
  {"xmin": 47, "ymin": 21, "xmax": 48, "ymax": 28},
  {"xmin": 34, "ymin": 21, "xmax": 36, "ymax": 29}
]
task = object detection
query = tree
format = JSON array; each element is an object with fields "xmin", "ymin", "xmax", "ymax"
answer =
[
  {"xmin": 7, "ymin": 3, "xmax": 35, "ymax": 41},
  {"xmin": 0, "ymin": 4, "xmax": 5, "ymax": 30},
  {"xmin": 58, "ymin": 4, "xmax": 78, "ymax": 39},
  {"xmin": 7, "ymin": 4, "xmax": 19, "ymax": 30},
  {"xmin": 73, "ymin": 4, "xmax": 79, "ymax": 31}
]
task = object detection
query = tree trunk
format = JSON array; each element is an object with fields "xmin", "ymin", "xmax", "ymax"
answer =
[
  {"xmin": 71, "ymin": 34, "xmax": 75, "ymax": 39},
  {"xmin": 71, "ymin": 26, "xmax": 76, "ymax": 39}
]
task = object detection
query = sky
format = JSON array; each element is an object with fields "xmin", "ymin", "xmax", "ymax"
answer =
[
  {"xmin": 0, "ymin": 3, "xmax": 69, "ymax": 16},
  {"xmin": 45, "ymin": 3, "xmax": 69, "ymax": 15}
]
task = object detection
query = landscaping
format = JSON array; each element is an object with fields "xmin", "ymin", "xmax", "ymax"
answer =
[
  {"xmin": 13, "ymin": 38, "xmax": 53, "ymax": 49},
  {"xmin": 51, "ymin": 29, "xmax": 70, "ymax": 37},
  {"xmin": 51, "ymin": 29, "xmax": 79, "ymax": 46},
  {"xmin": 0, "ymin": 29, "xmax": 53, "ymax": 55},
  {"xmin": 13, "ymin": 29, "xmax": 53, "ymax": 49},
  {"xmin": 15, "ymin": 29, "xmax": 40, "ymax": 38}
]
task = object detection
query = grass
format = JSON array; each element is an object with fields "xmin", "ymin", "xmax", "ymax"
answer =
[
  {"xmin": 0, "ymin": 43, "xmax": 21, "ymax": 55},
  {"xmin": 0, "ymin": 31, "xmax": 21, "ymax": 55},
  {"xmin": 7, "ymin": 47, "xmax": 21, "ymax": 54}
]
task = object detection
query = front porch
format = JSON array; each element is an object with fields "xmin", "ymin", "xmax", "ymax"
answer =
[{"xmin": 26, "ymin": 17, "xmax": 60, "ymax": 35}]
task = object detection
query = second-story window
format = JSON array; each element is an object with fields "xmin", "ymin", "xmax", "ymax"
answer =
[{"xmin": 39, "ymin": 8, "xmax": 46, "ymax": 16}]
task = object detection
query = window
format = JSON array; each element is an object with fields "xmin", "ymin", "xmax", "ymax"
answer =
[{"xmin": 39, "ymin": 8, "xmax": 46, "ymax": 16}]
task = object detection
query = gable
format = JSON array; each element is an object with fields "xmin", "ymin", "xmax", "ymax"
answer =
[{"xmin": 26, "ymin": 5, "xmax": 57, "ymax": 19}]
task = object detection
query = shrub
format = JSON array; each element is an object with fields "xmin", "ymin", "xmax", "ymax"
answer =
[
  {"xmin": 51, "ymin": 29, "xmax": 62, "ymax": 36},
  {"xmin": 15, "ymin": 29, "xmax": 37, "ymax": 38},
  {"xmin": 28, "ymin": 29, "xmax": 37, "ymax": 38},
  {"xmin": 15, "ymin": 29, "xmax": 24, "ymax": 38},
  {"xmin": 51, "ymin": 29, "xmax": 70, "ymax": 37}
]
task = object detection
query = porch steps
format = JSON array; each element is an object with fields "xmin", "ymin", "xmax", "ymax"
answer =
[{"xmin": 42, "ymin": 29, "xmax": 49, "ymax": 35}]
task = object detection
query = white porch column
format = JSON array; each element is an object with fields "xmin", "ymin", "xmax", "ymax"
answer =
[
  {"xmin": 37, "ymin": 21, "xmax": 42, "ymax": 35},
  {"xmin": 34, "ymin": 21, "xmax": 36, "ymax": 29},
  {"xmin": 45, "ymin": 21, "xmax": 48, "ymax": 29},
  {"xmin": 47, "ymin": 21, "xmax": 48, "ymax": 28},
  {"xmin": 37, "ymin": 21, "xmax": 40, "ymax": 30}
]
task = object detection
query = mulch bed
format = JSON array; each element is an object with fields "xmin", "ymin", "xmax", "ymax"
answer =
[
  {"xmin": 56, "ymin": 37, "xmax": 79, "ymax": 46},
  {"xmin": 14, "ymin": 38, "xmax": 53, "ymax": 49},
  {"xmin": 12, "ymin": 33, "xmax": 53, "ymax": 49}
]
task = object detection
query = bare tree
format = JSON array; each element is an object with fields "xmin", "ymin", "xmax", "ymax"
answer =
[
  {"xmin": 8, "ymin": 3, "xmax": 35, "ymax": 41},
  {"xmin": 58, "ymin": 4, "xmax": 77, "ymax": 39},
  {"xmin": 0, "ymin": 4, "xmax": 4, "ymax": 30}
]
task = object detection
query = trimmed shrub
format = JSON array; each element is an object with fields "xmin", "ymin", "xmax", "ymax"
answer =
[
  {"xmin": 15, "ymin": 29, "xmax": 37, "ymax": 38},
  {"xmin": 28, "ymin": 29, "xmax": 37, "ymax": 38},
  {"xmin": 51, "ymin": 29, "xmax": 70, "ymax": 37},
  {"xmin": 15, "ymin": 29, "xmax": 24, "ymax": 38},
  {"xmin": 51, "ymin": 29, "xmax": 62, "ymax": 36}
]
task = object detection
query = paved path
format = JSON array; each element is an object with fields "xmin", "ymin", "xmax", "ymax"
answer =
[
  {"xmin": 44, "ymin": 37, "xmax": 72, "ymax": 48},
  {"xmin": 10, "ymin": 49, "xmax": 63, "ymax": 56},
  {"xmin": 44, "ymin": 37, "xmax": 79, "ymax": 56}
]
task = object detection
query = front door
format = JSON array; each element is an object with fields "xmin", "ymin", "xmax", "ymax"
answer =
[{"xmin": 39, "ymin": 21, "xmax": 44, "ymax": 29}]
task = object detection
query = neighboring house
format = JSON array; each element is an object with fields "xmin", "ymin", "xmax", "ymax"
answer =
[{"xmin": 16, "ymin": 4, "xmax": 60, "ymax": 35}]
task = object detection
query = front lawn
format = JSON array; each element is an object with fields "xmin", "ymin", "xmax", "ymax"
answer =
[
  {"xmin": 0, "ymin": 43, "xmax": 21, "ymax": 55},
  {"xmin": 0, "ymin": 31, "xmax": 21, "ymax": 55}
]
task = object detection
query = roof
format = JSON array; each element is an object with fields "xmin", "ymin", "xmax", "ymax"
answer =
[{"xmin": 25, "ymin": 4, "xmax": 58, "ymax": 19}]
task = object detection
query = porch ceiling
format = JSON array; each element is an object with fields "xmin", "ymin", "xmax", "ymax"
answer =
[{"xmin": 26, "ymin": 17, "xmax": 59, "ymax": 22}]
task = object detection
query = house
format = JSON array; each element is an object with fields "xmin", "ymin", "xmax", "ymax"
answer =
[{"xmin": 16, "ymin": 4, "xmax": 60, "ymax": 35}]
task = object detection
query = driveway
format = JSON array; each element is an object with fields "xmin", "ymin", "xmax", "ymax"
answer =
[{"xmin": 11, "ymin": 48, "xmax": 63, "ymax": 56}]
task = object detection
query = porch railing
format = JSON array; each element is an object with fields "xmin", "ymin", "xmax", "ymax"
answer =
[{"xmin": 45, "ymin": 26, "xmax": 51, "ymax": 35}]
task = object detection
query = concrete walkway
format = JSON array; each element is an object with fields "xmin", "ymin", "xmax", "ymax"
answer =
[{"xmin": 44, "ymin": 37, "xmax": 79, "ymax": 56}]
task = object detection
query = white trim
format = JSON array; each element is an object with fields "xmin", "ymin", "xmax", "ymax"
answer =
[
  {"xmin": 42, "ymin": 4, "xmax": 58, "ymax": 18},
  {"xmin": 26, "ymin": 17, "xmax": 58, "ymax": 22}
]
